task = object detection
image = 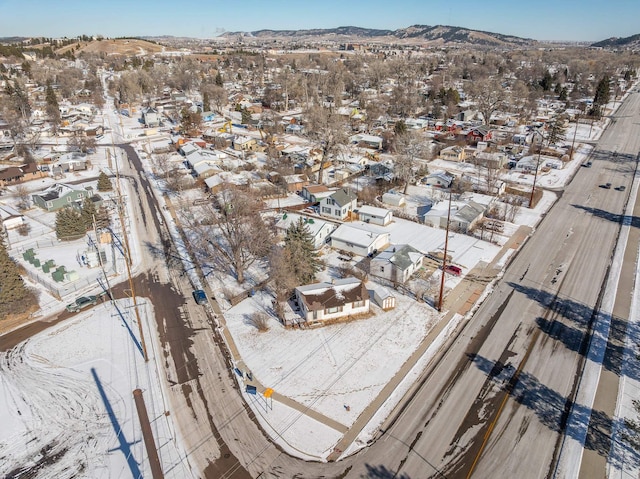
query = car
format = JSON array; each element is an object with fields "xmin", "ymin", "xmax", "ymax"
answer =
[
  {"xmin": 192, "ymin": 289, "xmax": 208, "ymax": 305},
  {"xmin": 601, "ymin": 182, "xmax": 612, "ymax": 189},
  {"xmin": 582, "ymin": 161, "xmax": 592, "ymax": 167},
  {"xmin": 66, "ymin": 295, "xmax": 98, "ymax": 313},
  {"xmin": 616, "ymin": 185, "xmax": 626, "ymax": 191}
]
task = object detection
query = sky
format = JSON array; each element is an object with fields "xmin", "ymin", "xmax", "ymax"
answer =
[{"xmin": 0, "ymin": 0, "xmax": 638, "ymax": 42}]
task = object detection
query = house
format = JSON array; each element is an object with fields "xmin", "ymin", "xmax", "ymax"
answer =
[
  {"xmin": 275, "ymin": 212, "xmax": 337, "ymax": 249},
  {"xmin": 423, "ymin": 199, "xmax": 486, "ymax": 233},
  {"xmin": 0, "ymin": 163, "xmax": 42, "ymax": 186},
  {"xmin": 368, "ymin": 162, "xmax": 394, "ymax": 182},
  {"xmin": 424, "ymin": 171, "xmax": 454, "ymax": 188},
  {"xmin": 330, "ymin": 224, "xmax": 390, "ymax": 257},
  {"xmin": 467, "ymin": 126, "xmax": 492, "ymax": 144},
  {"xmin": 370, "ymin": 244, "xmax": 424, "ymax": 285},
  {"xmin": 142, "ymin": 107, "xmax": 160, "ymax": 128},
  {"xmin": 301, "ymin": 184, "xmax": 332, "ymax": 203},
  {"xmin": 515, "ymin": 156, "xmax": 542, "ymax": 173},
  {"xmin": 473, "ymin": 151, "xmax": 508, "ymax": 170},
  {"xmin": 295, "ymin": 277, "xmax": 370, "ymax": 324},
  {"xmin": 440, "ymin": 146, "xmax": 466, "ymax": 162},
  {"xmin": 280, "ymin": 174, "xmax": 309, "ymax": 193},
  {"xmin": 319, "ymin": 188, "xmax": 358, "ymax": 221},
  {"xmin": 31, "ymin": 183, "xmax": 90, "ymax": 212},
  {"xmin": 233, "ymin": 136, "xmax": 258, "ymax": 152},
  {"xmin": 0, "ymin": 166, "xmax": 26, "ymax": 186},
  {"xmin": 349, "ymin": 133, "xmax": 383, "ymax": 150},
  {"xmin": 358, "ymin": 205, "xmax": 393, "ymax": 226}
]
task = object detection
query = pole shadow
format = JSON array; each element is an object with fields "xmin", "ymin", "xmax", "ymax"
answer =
[{"xmin": 91, "ymin": 368, "xmax": 142, "ymax": 478}]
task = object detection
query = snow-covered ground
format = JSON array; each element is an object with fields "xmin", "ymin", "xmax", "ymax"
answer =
[
  {"xmin": 1, "ymin": 84, "xmax": 637, "ymax": 475},
  {"xmin": 0, "ymin": 299, "xmax": 193, "ymax": 479}
]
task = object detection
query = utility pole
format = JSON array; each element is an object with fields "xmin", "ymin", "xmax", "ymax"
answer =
[
  {"xmin": 115, "ymin": 152, "xmax": 149, "ymax": 362},
  {"xmin": 437, "ymin": 188, "xmax": 453, "ymax": 312},
  {"xmin": 529, "ymin": 131, "xmax": 543, "ymax": 209},
  {"xmin": 569, "ymin": 113, "xmax": 579, "ymax": 161}
]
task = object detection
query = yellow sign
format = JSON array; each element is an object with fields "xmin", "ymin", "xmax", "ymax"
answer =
[{"xmin": 264, "ymin": 388, "xmax": 274, "ymax": 398}]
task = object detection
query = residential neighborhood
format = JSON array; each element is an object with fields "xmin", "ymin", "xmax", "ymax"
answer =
[{"xmin": 1, "ymin": 14, "xmax": 640, "ymax": 479}]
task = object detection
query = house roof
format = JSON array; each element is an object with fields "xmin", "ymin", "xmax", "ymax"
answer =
[
  {"xmin": 34, "ymin": 183, "xmax": 85, "ymax": 201},
  {"xmin": 304, "ymin": 184, "xmax": 331, "ymax": 194},
  {"xmin": 358, "ymin": 205, "xmax": 391, "ymax": 218},
  {"xmin": 330, "ymin": 188, "xmax": 357, "ymax": 207},
  {"xmin": 296, "ymin": 277, "xmax": 368, "ymax": 312},
  {"xmin": 453, "ymin": 201, "xmax": 485, "ymax": 223},
  {"xmin": 0, "ymin": 166, "xmax": 24, "ymax": 181},
  {"xmin": 331, "ymin": 224, "xmax": 389, "ymax": 248},
  {"xmin": 372, "ymin": 244, "xmax": 423, "ymax": 271},
  {"xmin": 275, "ymin": 213, "xmax": 335, "ymax": 239}
]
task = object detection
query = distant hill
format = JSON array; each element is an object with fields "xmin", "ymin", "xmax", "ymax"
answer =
[
  {"xmin": 223, "ymin": 24, "xmax": 534, "ymax": 46},
  {"xmin": 591, "ymin": 33, "xmax": 640, "ymax": 48},
  {"xmin": 64, "ymin": 38, "xmax": 165, "ymax": 56}
]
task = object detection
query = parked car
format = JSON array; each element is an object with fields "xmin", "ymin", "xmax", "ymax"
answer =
[
  {"xmin": 66, "ymin": 295, "xmax": 98, "ymax": 313},
  {"xmin": 192, "ymin": 289, "xmax": 208, "ymax": 305},
  {"xmin": 443, "ymin": 265, "xmax": 462, "ymax": 276},
  {"xmin": 616, "ymin": 185, "xmax": 626, "ymax": 191},
  {"xmin": 601, "ymin": 183, "xmax": 612, "ymax": 189}
]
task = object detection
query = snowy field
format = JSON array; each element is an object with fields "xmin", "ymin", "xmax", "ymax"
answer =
[{"xmin": 0, "ymin": 299, "xmax": 193, "ymax": 479}]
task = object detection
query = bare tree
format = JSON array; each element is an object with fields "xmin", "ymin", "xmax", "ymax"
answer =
[
  {"xmin": 467, "ymin": 78, "xmax": 507, "ymax": 125},
  {"xmin": 395, "ymin": 131, "xmax": 426, "ymax": 194},
  {"xmin": 15, "ymin": 185, "xmax": 31, "ymax": 211},
  {"xmin": 193, "ymin": 188, "xmax": 272, "ymax": 284},
  {"xmin": 305, "ymin": 105, "xmax": 347, "ymax": 184}
]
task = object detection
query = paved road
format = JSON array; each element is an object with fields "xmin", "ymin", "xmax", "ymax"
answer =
[
  {"xmin": 337, "ymin": 92, "xmax": 640, "ymax": 479},
  {"xmin": 4, "ymin": 89, "xmax": 639, "ymax": 479}
]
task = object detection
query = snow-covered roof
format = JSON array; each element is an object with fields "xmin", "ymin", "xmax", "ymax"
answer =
[
  {"xmin": 358, "ymin": 205, "xmax": 391, "ymax": 218},
  {"xmin": 331, "ymin": 224, "xmax": 389, "ymax": 248}
]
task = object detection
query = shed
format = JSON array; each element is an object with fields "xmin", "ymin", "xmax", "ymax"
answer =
[
  {"xmin": 382, "ymin": 192, "xmax": 406, "ymax": 207},
  {"xmin": 369, "ymin": 284, "xmax": 396, "ymax": 310}
]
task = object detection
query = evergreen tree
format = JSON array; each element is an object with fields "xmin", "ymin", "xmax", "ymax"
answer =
[
  {"xmin": 81, "ymin": 198, "xmax": 98, "ymax": 231},
  {"xmin": 539, "ymin": 71, "xmax": 553, "ymax": 91},
  {"xmin": 546, "ymin": 117, "xmax": 568, "ymax": 146},
  {"xmin": 97, "ymin": 171, "xmax": 113, "ymax": 191},
  {"xmin": 241, "ymin": 107, "xmax": 252, "ymax": 125},
  {"xmin": 284, "ymin": 218, "xmax": 322, "ymax": 285},
  {"xmin": 592, "ymin": 75, "xmax": 611, "ymax": 117},
  {"xmin": 55, "ymin": 207, "xmax": 85, "ymax": 240},
  {"xmin": 0, "ymin": 229, "xmax": 36, "ymax": 317},
  {"xmin": 45, "ymin": 80, "xmax": 61, "ymax": 131},
  {"xmin": 215, "ymin": 72, "xmax": 223, "ymax": 86}
]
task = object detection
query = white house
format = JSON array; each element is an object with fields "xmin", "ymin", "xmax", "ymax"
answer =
[
  {"xmin": 319, "ymin": 188, "xmax": 358, "ymax": 221},
  {"xmin": 370, "ymin": 244, "xmax": 424, "ymax": 285},
  {"xmin": 142, "ymin": 107, "xmax": 160, "ymax": 128},
  {"xmin": 424, "ymin": 171, "xmax": 454, "ymax": 188},
  {"xmin": 349, "ymin": 133, "xmax": 383, "ymax": 150},
  {"xmin": 358, "ymin": 205, "xmax": 393, "ymax": 226},
  {"xmin": 330, "ymin": 224, "xmax": 390, "ymax": 257},
  {"xmin": 295, "ymin": 277, "xmax": 370, "ymax": 324},
  {"xmin": 275, "ymin": 212, "xmax": 337, "ymax": 249}
]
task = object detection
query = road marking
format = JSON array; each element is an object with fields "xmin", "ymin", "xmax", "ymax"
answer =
[{"xmin": 466, "ymin": 327, "xmax": 542, "ymax": 479}]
